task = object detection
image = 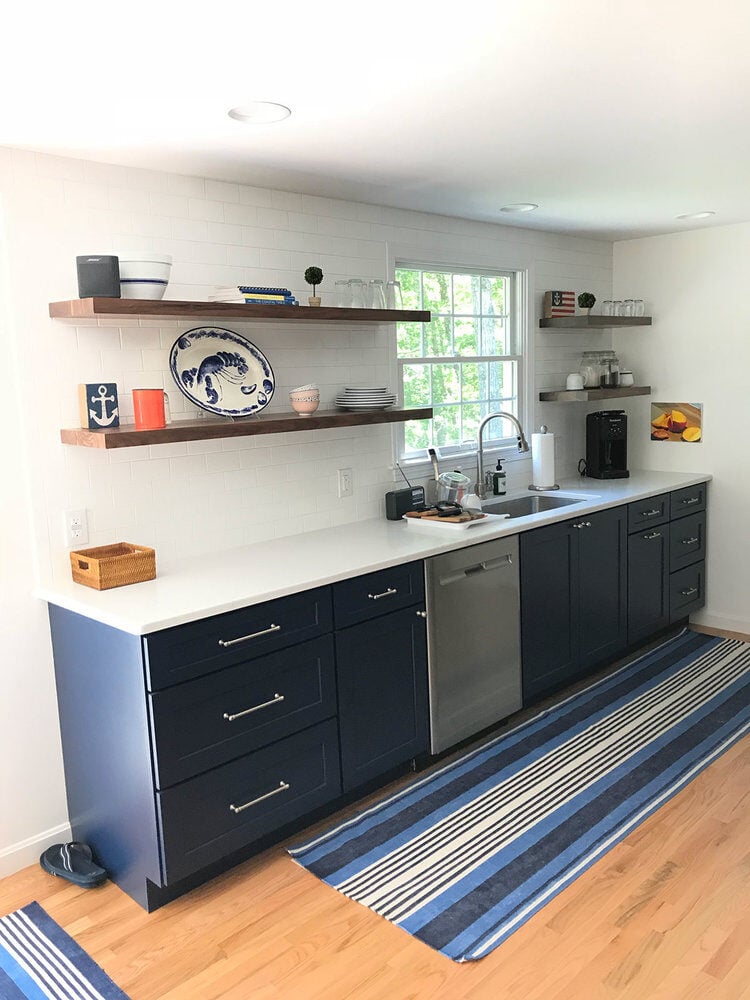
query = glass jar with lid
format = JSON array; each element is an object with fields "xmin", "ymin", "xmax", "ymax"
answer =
[
  {"xmin": 599, "ymin": 349, "xmax": 620, "ymax": 387},
  {"xmin": 579, "ymin": 351, "xmax": 602, "ymax": 388}
]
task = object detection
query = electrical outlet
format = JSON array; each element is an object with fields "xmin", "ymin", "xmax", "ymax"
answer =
[
  {"xmin": 337, "ymin": 468, "xmax": 354, "ymax": 499},
  {"xmin": 64, "ymin": 508, "xmax": 89, "ymax": 547}
]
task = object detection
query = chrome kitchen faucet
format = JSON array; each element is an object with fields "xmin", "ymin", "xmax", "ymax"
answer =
[{"xmin": 475, "ymin": 411, "xmax": 530, "ymax": 499}]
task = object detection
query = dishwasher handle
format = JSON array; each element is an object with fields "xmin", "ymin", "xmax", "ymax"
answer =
[{"xmin": 438, "ymin": 553, "xmax": 513, "ymax": 587}]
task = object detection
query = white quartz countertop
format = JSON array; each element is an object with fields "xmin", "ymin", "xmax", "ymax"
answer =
[{"xmin": 36, "ymin": 470, "xmax": 711, "ymax": 635}]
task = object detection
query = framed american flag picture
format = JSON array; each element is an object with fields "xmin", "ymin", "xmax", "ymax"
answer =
[{"xmin": 543, "ymin": 290, "xmax": 576, "ymax": 317}]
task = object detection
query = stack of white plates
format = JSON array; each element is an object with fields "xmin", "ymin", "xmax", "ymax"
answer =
[{"xmin": 335, "ymin": 385, "xmax": 397, "ymax": 410}]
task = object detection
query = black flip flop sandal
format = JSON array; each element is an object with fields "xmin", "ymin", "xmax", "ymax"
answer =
[{"xmin": 39, "ymin": 842, "xmax": 108, "ymax": 888}]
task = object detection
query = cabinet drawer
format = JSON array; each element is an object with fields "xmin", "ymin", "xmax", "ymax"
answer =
[
  {"xmin": 670, "ymin": 483, "xmax": 707, "ymax": 520},
  {"xmin": 332, "ymin": 561, "xmax": 424, "ymax": 628},
  {"xmin": 669, "ymin": 512, "xmax": 707, "ymax": 572},
  {"xmin": 627, "ymin": 493, "xmax": 669, "ymax": 532},
  {"xmin": 156, "ymin": 720, "xmax": 341, "ymax": 885},
  {"xmin": 670, "ymin": 562, "xmax": 706, "ymax": 621},
  {"xmin": 143, "ymin": 587, "xmax": 332, "ymax": 691},
  {"xmin": 149, "ymin": 635, "xmax": 336, "ymax": 787}
]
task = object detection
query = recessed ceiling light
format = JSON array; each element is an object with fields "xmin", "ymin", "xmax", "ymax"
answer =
[
  {"xmin": 675, "ymin": 211, "xmax": 715, "ymax": 220},
  {"xmin": 500, "ymin": 203, "xmax": 538, "ymax": 213},
  {"xmin": 227, "ymin": 102, "xmax": 291, "ymax": 124}
]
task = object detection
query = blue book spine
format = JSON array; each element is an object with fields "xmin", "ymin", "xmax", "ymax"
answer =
[
  {"xmin": 239, "ymin": 286, "xmax": 294, "ymax": 296},
  {"xmin": 243, "ymin": 297, "xmax": 298, "ymax": 306}
]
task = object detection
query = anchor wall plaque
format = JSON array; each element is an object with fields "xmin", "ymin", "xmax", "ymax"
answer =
[{"xmin": 78, "ymin": 382, "xmax": 120, "ymax": 429}]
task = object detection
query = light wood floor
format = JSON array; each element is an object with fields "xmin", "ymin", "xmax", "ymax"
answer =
[{"xmin": 3, "ymin": 639, "xmax": 749, "ymax": 999}]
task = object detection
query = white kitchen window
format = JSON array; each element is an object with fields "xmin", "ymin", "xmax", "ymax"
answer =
[{"xmin": 396, "ymin": 264, "xmax": 526, "ymax": 464}]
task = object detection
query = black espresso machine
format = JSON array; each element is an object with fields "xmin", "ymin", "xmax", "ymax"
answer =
[{"xmin": 585, "ymin": 410, "xmax": 629, "ymax": 479}]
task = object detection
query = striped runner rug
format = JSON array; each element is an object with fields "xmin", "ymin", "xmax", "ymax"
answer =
[
  {"xmin": 0, "ymin": 902, "xmax": 129, "ymax": 999},
  {"xmin": 290, "ymin": 629, "xmax": 750, "ymax": 961}
]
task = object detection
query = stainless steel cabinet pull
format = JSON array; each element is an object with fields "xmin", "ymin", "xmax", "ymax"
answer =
[
  {"xmin": 643, "ymin": 531, "xmax": 662, "ymax": 540},
  {"xmin": 229, "ymin": 780, "xmax": 289, "ymax": 814},
  {"xmin": 223, "ymin": 692, "xmax": 284, "ymax": 722},
  {"xmin": 640, "ymin": 508, "xmax": 662, "ymax": 517},
  {"xmin": 368, "ymin": 587, "xmax": 397, "ymax": 600},
  {"xmin": 679, "ymin": 586, "xmax": 698, "ymax": 597},
  {"xmin": 682, "ymin": 496, "xmax": 700, "ymax": 506},
  {"xmin": 415, "ymin": 610, "xmax": 427, "ymax": 618},
  {"xmin": 681, "ymin": 536, "xmax": 699, "ymax": 545},
  {"xmin": 218, "ymin": 624, "xmax": 281, "ymax": 647},
  {"xmin": 572, "ymin": 521, "xmax": 591, "ymax": 529}
]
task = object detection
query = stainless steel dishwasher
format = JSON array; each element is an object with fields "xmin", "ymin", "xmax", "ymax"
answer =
[{"xmin": 425, "ymin": 536, "xmax": 522, "ymax": 754}]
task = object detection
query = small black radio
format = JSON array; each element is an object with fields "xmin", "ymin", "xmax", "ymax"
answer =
[{"xmin": 385, "ymin": 486, "xmax": 426, "ymax": 520}]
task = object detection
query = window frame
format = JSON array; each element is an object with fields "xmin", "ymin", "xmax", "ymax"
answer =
[{"xmin": 388, "ymin": 251, "xmax": 532, "ymax": 479}]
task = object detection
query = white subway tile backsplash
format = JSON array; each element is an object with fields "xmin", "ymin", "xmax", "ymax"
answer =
[{"xmin": 3, "ymin": 144, "xmax": 612, "ymax": 574}]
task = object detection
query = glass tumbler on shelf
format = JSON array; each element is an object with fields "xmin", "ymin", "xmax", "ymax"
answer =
[
  {"xmin": 348, "ymin": 278, "xmax": 366, "ymax": 308},
  {"xmin": 385, "ymin": 279, "xmax": 403, "ymax": 310},
  {"xmin": 335, "ymin": 279, "xmax": 351, "ymax": 308},
  {"xmin": 633, "ymin": 299, "xmax": 645, "ymax": 317},
  {"xmin": 622, "ymin": 299, "xmax": 635, "ymax": 317},
  {"xmin": 369, "ymin": 279, "xmax": 386, "ymax": 310},
  {"xmin": 602, "ymin": 300, "xmax": 614, "ymax": 316}
]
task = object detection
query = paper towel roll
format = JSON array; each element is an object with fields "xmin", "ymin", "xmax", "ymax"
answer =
[{"xmin": 531, "ymin": 431, "xmax": 557, "ymax": 489}]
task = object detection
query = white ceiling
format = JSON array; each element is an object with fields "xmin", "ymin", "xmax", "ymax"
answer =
[{"xmin": 5, "ymin": 0, "xmax": 750, "ymax": 240}]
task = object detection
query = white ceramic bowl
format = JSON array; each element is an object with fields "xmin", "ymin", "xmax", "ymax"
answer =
[{"xmin": 116, "ymin": 251, "xmax": 172, "ymax": 300}]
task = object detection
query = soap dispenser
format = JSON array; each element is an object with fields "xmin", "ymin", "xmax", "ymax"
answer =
[{"xmin": 491, "ymin": 460, "xmax": 507, "ymax": 496}]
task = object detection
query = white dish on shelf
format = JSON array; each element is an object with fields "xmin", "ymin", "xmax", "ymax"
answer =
[
  {"xmin": 402, "ymin": 512, "xmax": 509, "ymax": 531},
  {"xmin": 169, "ymin": 326, "xmax": 275, "ymax": 417}
]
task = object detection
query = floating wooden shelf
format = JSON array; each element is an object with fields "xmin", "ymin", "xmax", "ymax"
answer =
[
  {"xmin": 49, "ymin": 298, "xmax": 430, "ymax": 323},
  {"xmin": 539, "ymin": 386, "xmax": 652, "ymax": 402},
  {"xmin": 60, "ymin": 407, "xmax": 433, "ymax": 449},
  {"xmin": 539, "ymin": 316, "xmax": 652, "ymax": 329}
]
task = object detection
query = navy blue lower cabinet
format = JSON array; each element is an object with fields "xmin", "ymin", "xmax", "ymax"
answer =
[
  {"xmin": 149, "ymin": 635, "xmax": 337, "ymax": 787},
  {"xmin": 627, "ymin": 524, "xmax": 670, "ymax": 644},
  {"xmin": 156, "ymin": 720, "xmax": 341, "ymax": 885},
  {"xmin": 521, "ymin": 506, "xmax": 627, "ymax": 704},
  {"xmin": 335, "ymin": 604, "xmax": 429, "ymax": 792},
  {"xmin": 520, "ymin": 521, "xmax": 577, "ymax": 703},
  {"xmin": 577, "ymin": 506, "xmax": 628, "ymax": 670}
]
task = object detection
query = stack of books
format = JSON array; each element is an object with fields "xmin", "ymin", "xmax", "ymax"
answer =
[{"xmin": 208, "ymin": 285, "xmax": 299, "ymax": 305}]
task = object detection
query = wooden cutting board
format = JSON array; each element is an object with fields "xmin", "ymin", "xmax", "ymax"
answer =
[{"xmin": 404, "ymin": 510, "xmax": 486, "ymax": 524}]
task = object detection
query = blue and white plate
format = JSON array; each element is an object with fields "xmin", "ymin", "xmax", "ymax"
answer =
[{"xmin": 169, "ymin": 327, "xmax": 275, "ymax": 416}]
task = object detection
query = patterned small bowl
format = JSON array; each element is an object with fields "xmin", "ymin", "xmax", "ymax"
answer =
[{"xmin": 290, "ymin": 398, "xmax": 320, "ymax": 416}]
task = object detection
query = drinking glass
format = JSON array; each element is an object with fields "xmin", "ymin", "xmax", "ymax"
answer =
[
  {"xmin": 348, "ymin": 278, "xmax": 366, "ymax": 308},
  {"xmin": 633, "ymin": 299, "xmax": 645, "ymax": 317},
  {"xmin": 602, "ymin": 300, "xmax": 614, "ymax": 316},
  {"xmin": 368, "ymin": 279, "xmax": 386, "ymax": 310},
  {"xmin": 335, "ymin": 279, "xmax": 351, "ymax": 308},
  {"xmin": 385, "ymin": 280, "xmax": 403, "ymax": 310},
  {"xmin": 622, "ymin": 299, "xmax": 635, "ymax": 317},
  {"xmin": 613, "ymin": 300, "xmax": 625, "ymax": 316}
]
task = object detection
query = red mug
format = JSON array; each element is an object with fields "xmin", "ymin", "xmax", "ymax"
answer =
[{"xmin": 132, "ymin": 389, "xmax": 166, "ymax": 430}]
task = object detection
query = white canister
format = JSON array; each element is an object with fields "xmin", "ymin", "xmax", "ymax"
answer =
[
  {"xmin": 566, "ymin": 372, "xmax": 585, "ymax": 390},
  {"xmin": 619, "ymin": 371, "xmax": 635, "ymax": 387}
]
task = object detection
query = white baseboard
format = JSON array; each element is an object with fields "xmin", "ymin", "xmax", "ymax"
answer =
[
  {"xmin": 692, "ymin": 611, "xmax": 750, "ymax": 638},
  {"xmin": 0, "ymin": 823, "xmax": 72, "ymax": 880}
]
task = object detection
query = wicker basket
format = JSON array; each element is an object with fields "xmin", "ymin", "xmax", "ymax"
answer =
[{"xmin": 70, "ymin": 542, "xmax": 156, "ymax": 590}]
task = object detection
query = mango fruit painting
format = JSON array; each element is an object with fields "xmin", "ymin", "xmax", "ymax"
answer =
[{"xmin": 650, "ymin": 402, "xmax": 702, "ymax": 442}]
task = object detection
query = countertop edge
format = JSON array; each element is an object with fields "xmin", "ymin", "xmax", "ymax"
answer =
[{"xmin": 35, "ymin": 471, "xmax": 712, "ymax": 635}]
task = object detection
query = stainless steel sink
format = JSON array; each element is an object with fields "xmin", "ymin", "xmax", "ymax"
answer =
[{"xmin": 482, "ymin": 495, "xmax": 585, "ymax": 518}]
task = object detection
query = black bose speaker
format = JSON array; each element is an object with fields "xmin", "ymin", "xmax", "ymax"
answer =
[{"xmin": 76, "ymin": 255, "xmax": 120, "ymax": 298}]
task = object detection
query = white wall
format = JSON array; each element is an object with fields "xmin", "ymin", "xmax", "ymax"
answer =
[
  {"xmin": 614, "ymin": 224, "xmax": 750, "ymax": 634},
  {"xmin": 0, "ymin": 145, "xmax": 613, "ymax": 874}
]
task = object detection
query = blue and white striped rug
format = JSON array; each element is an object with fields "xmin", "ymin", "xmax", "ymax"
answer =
[
  {"xmin": 290, "ymin": 629, "xmax": 750, "ymax": 961},
  {"xmin": 0, "ymin": 902, "xmax": 128, "ymax": 999}
]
